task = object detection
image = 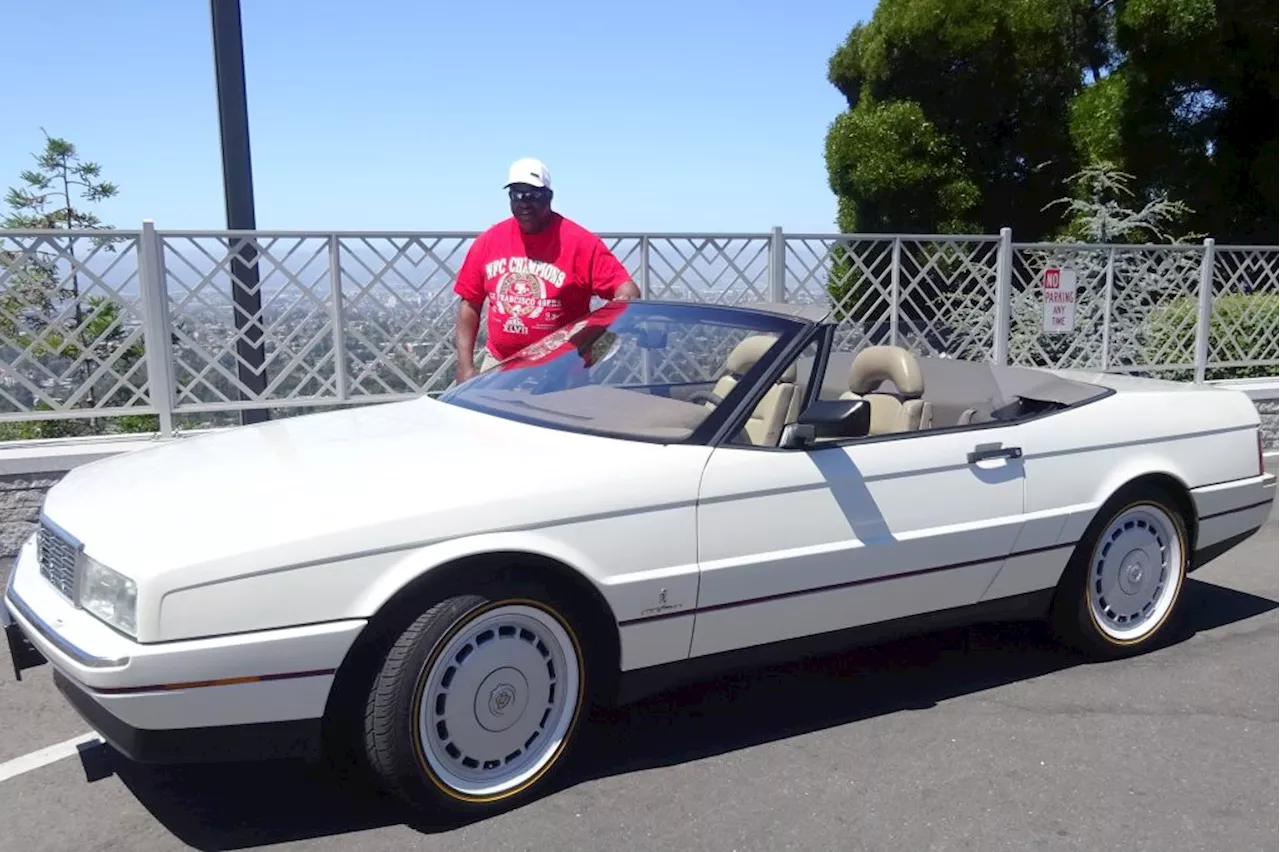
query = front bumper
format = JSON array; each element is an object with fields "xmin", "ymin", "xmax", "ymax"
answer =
[
  {"xmin": 51, "ymin": 669, "xmax": 324, "ymax": 763},
  {"xmin": 4, "ymin": 533, "xmax": 367, "ymax": 764}
]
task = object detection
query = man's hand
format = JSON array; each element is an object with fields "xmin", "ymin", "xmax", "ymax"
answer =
[
  {"xmin": 614, "ymin": 280, "xmax": 641, "ymax": 301},
  {"xmin": 455, "ymin": 361, "xmax": 478, "ymax": 384}
]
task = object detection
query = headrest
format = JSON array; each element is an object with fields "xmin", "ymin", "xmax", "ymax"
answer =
[
  {"xmin": 848, "ymin": 345, "xmax": 924, "ymax": 397},
  {"xmin": 726, "ymin": 335, "xmax": 796, "ymax": 382}
]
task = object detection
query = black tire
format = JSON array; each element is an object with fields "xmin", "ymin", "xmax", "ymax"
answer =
[
  {"xmin": 362, "ymin": 582, "xmax": 595, "ymax": 818},
  {"xmin": 1049, "ymin": 482, "xmax": 1191, "ymax": 660}
]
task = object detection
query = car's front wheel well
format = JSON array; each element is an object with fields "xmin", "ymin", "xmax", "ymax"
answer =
[{"xmin": 321, "ymin": 550, "xmax": 621, "ymax": 757}]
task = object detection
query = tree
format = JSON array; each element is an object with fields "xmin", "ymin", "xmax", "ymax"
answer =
[
  {"xmin": 3, "ymin": 130, "xmax": 119, "ymax": 335},
  {"xmin": 823, "ymin": 0, "xmax": 1278, "ymax": 244},
  {"xmin": 0, "ymin": 131, "xmax": 156, "ymax": 438},
  {"xmin": 1045, "ymin": 163, "xmax": 1196, "ymax": 244},
  {"xmin": 1112, "ymin": 0, "xmax": 1278, "ymax": 243},
  {"xmin": 824, "ymin": 0, "xmax": 1102, "ymax": 237}
]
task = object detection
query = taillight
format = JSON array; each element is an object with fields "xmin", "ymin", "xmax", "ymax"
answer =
[{"xmin": 1259, "ymin": 428, "xmax": 1265, "ymax": 476}]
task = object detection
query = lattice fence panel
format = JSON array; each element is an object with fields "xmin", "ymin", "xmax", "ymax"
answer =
[
  {"xmin": 783, "ymin": 236, "xmax": 893, "ymax": 353},
  {"xmin": 161, "ymin": 234, "xmax": 339, "ymax": 410},
  {"xmin": 645, "ymin": 236, "xmax": 770, "ymax": 304},
  {"xmin": 1009, "ymin": 245, "xmax": 1110, "ymax": 370},
  {"xmin": 1207, "ymin": 247, "xmax": 1279, "ymax": 379},
  {"xmin": 3, "ymin": 226, "xmax": 1275, "ymax": 438},
  {"xmin": 338, "ymin": 234, "xmax": 475, "ymax": 397},
  {"xmin": 0, "ymin": 230, "xmax": 152, "ymax": 421},
  {"xmin": 783, "ymin": 236, "xmax": 1000, "ymax": 361},
  {"xmin": 896, "ymin": 238, "xmax": 1000, "ymax": 361},
  {"xmin": 1009, "ymin": 243, "xmax": 1205, "ymax": 373}
]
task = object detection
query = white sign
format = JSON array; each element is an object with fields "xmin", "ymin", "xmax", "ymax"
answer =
[{"xmin": 1041, "ymin": 267, "xmax": 1077, "ymax": 333}]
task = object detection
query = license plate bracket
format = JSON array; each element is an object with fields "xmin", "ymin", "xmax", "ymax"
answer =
[{"xmin": 5, "ymin": 622, "xmax": 46, "ymax": 681}]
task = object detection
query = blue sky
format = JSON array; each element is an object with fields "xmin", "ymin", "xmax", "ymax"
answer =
[{"xmin": 0, "ymin": 0, "xmax": 874, "ymax": 235}]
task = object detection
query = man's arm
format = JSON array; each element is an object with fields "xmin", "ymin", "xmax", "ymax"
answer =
[
  {"xmin": 589, "ymin": 236, "xmax": 641, "ymax": 301},
  {"xmin": 613, "ymin": 279, "xmax": 641, "ymax": 300},
  {"xmin": 455, "ymin": 298, "xmax": 483, "ymax": 382}
]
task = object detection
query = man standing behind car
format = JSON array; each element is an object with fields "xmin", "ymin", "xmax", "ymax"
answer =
[{"xmin": 452, "ymin": 157, "xmax": 641, "ymax": 383}]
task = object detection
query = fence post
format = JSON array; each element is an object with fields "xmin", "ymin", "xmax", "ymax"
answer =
[
  {"xmin": 769, "ymin": 226, "xmax": 785, "ymax": 302},
  {"xmin": 889, "ymin": 237, "xmax": 901, "ymax": 346},
  {"xmin": 640, "ymin": 236, "xmax": 653, "ymax": 382},
  {"xmin": 639, "ymin": 235, "xmax": 651, "ymax": 299},
  {"xmin": 327, "ymin": 235, "xmax": 349, "ymax": 401},
  {"xmin": 138, "ymin": 219, "xmax": 176, "ymax": 437},
  {"xmin": 993, "ymin": 227, "xmax": 1013, "ymax": 365},
  {"xmin": 1101, "ymin": 247, "xmax": 1115, "ymax": 370},
  {"xmin": 1193, "ymin": 237, "xmax": 1215, "ymax": 383}
]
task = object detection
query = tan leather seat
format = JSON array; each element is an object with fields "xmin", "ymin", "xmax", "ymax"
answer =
[
  {"xmin": 709, "ymin": 335, "xmax": 798, "ymax": 446},
  {"xmin": 839, "ymin": 345, "xmax": 932, "ymax": 434}
]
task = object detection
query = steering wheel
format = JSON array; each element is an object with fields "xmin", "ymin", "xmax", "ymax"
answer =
[{"xmin": 686, "ymin": 389, "xmax": 724, "ymax": 406}]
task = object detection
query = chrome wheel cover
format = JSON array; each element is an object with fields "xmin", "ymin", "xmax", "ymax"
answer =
[
  {"xmin": 1087, "ymin": 503, "xmax": 1184, "ymax": 642},
  {"xmin": 416, "ymin": 603, "xmax": 581, "ymax": 800}
]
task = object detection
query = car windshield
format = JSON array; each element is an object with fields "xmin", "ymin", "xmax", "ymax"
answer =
[{"xmin": 439, "ymin": 301, "xmax": 806, "ymax": 442}]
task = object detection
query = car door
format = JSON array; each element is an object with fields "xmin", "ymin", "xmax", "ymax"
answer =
[{"xmin": 689, "ymin": 373, "xmax": 1031, "ymax": 660}]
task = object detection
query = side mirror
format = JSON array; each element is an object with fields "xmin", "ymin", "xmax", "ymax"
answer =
[{"xmin": 779, "ymin": 398, "xmax": 871, "ymax": 448}]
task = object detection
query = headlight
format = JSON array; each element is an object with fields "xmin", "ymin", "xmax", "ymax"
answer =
[{"xmin": 78, "ymin": 557, "xmax": 137, "ymax": 638}]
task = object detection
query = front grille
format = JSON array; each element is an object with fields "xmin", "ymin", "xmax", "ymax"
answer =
[{"xmin": 37, "ymin": 520, "xmax": 81, "ymax": 600}]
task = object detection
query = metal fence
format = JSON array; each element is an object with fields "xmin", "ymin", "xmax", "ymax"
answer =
[{"xmin": 0, "ymin": 221, "xmax": 1275, "ymax": 438}]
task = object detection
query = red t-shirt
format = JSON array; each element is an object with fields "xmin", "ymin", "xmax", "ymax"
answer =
[{"xmin": 453, "ymin": 214, "xmax": 632, "ymax": 360}]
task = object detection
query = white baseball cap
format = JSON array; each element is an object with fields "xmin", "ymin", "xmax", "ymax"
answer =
[{"xmin": 505, "ymin": 157, "xmax": 551, "ymax": 190}]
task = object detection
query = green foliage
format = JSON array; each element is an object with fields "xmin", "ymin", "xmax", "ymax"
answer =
[
  {"xmin": 1068, "ymin": 72, "xmax": 1128, "ymax": 166},
  {"xmin": 1119, "ymin": 0, "xmax": 1215, "ymax": 42},
  {"xmin": 3, "ymin": 130, "xmax": 119, "ymax": 230},
  {"xmin": 825, "ymin": 100, "xmax": 980, "ymax": 234},
  {"xmin": 1145, "ymin": 293, "xmax": 1280, "ymax": 380}
]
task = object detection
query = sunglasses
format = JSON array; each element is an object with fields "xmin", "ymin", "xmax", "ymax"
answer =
[{"xmin": 508, "ymin": 188, "xmax": 550, "ymax": 203}]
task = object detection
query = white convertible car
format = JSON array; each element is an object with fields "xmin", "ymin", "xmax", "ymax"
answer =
[{"xmin": 4, "ymin": 299, "xmax": 1274, "ymax": 818}]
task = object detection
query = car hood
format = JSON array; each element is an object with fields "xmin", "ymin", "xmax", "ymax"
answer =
[{"xmin": 40, "ymin": 396, "xmax": 708, "ymax": 580}]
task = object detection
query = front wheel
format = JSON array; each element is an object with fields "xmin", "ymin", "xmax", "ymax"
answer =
[
  {"xmin": 1050, "ymin": 485, "xmax": 1190, "ymax": 659},
  {"xmin": 362, "ymin": 588, "xmax": 590, "ymax": 817}
]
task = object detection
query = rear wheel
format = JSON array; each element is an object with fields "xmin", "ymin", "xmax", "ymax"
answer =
[
  {"xmin": 1050, "ymin": 484, "xmax": 1190, "ymax": 659},
  {"xmin": 362, "ymin": 585, "xmax": 590, "ymax": 817}
]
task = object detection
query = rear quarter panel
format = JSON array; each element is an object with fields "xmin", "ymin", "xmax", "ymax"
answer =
[
  {"xmin": 1016, "ymin": 384, "xmax": 1261, "ymax": 540},
  {"xmin": 978, "ymin": 384, "xmax": 1260, "ymax": 602}
]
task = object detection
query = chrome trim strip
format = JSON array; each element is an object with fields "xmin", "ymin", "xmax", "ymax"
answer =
[
  {"xmin": 38, "ymin": 511, "xmax": 83, "ymax": 550},
  {"xmin": 3, "ymin": 582, "xmax": 130, "ymax": 669},
  {"xmin": 0, "ymin": 569, "xmax": 13, "ymax": 628}
]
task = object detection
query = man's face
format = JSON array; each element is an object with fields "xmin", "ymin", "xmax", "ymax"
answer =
[{"xmin": 508, "ymin": 184, "xmax": 553, "ymax": 233}]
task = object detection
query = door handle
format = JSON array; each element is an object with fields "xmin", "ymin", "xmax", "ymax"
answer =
[{"xmin": 968, "ymin": 444, "xmax": 1023, "ymax": 464}]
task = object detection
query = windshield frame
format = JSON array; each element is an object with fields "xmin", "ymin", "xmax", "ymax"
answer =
[{"xmin": 438, "ymin": 300, "xmax": 817, "ymax": 446}]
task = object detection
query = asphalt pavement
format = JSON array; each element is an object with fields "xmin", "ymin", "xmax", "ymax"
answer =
[{"xmin": 1, "ymin": 464, "xmax": 1276, "ymax": 852}]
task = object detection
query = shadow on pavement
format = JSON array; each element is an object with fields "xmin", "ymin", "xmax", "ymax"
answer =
[{"xmin": 95, "ymin": 577, "xmax": 1275, "ymax": 851}]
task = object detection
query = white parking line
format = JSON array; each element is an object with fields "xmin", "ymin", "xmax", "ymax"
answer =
[{"xmin": 0, "ymin": 732, "xmax": 103, "ymax": 784}]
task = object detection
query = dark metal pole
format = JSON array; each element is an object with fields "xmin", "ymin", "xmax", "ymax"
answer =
[{"xmin": 210, "ymin": 0, "xmax": 268, "ymax": 425}]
